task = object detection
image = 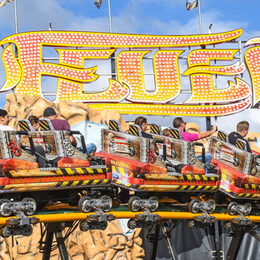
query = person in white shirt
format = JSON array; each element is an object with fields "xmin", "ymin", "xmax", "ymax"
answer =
[{"xmin": 0, "ymin": 109, "xmax": 14, "ymax": 130}]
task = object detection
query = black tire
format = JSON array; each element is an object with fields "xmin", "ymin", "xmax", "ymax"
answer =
[
  {"xmin": 22, "ymin": 197, "xmax": 37, "ymax": 216},
  {"xmin": 188, "ymin": 199, "xmax": 201, "ymax": 213},
  {"xmin": 127, "ymin": 219, "xmax": 137, "ymax": 230},
  {"xmin": 206, "ymin": 199, "xmax": 216, "ymax": 214},
  {"xmin": 78, "ymin": 196, "xmax": 92, "ymax": 213},
  {"xmin": 128, "ymin": 196, "xmax": 141, "ymax": 212},
  {"xmin": 0, "ymin": 199, "xmax": 11, "ymax": 217},
  {"xmin": 100, "ymin": 195, "xmax": 112, "ymax": 212},
  {"xmin": 227, "ymin": 202, "xmax": 238, "ymax": 215},
  {"xmin": 148, "ymin": 196, "xmax": 159, "ymax": 212}
]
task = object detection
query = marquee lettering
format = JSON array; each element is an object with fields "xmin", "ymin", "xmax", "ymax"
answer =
[
  {"xmin": 184, "ymin": 49, "xmax": 249, "ymax": 103},
  {"xmin": 0, "ymin": 28, "xmax": 258, "ymax": 116},
  {"xmin": 245, "ymin": 37, "xmax": 260, "ymax": 106}
]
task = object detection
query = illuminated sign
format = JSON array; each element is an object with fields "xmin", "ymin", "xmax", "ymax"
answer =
[{"xmin": 0, "ymin": 29, "xmax": 259, "ymax": 116}]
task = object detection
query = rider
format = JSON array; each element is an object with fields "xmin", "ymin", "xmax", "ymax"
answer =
[
  {"xmin": 43, "ymin": 107, "xmax": 96, "ymax": 157},
  {"xmin": 134, "ymin": 116, "xmax": 153, "ymax": 139},
  {"xmin": 173, "ymin": 117, "xmax": 217, "ymax": 168},
  {"xmin": 0, "ymin": 109, "xmax": 14, "ymax": 130},
  {"xmin": 228, "ymin": 121, "xmax": 252, "ymax": 153}
]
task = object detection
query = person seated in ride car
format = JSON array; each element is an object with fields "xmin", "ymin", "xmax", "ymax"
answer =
[
  {"xmin": 28, "ymin": 115, "xmax": 46, "ymax": 151},
  {"xmin": 28, "ymin": 115, "xmax": 40, "ymax": 131},
  {"xmin": 0, "ymin": 109, "xmax": 14, "ymax": 130},
  {"xmin": 23, "ymin": 115, "xmax": 47, "ymax": 168},
  {"xmin": 162, "ymin": 128, "xmax": 171, "ymax": 137},
  {"xmin": 173, "ymin": 117, "xmax": 217, "ymax": 167},
  {"xmin": 43, "ymin": 107, "xmax": 96, "ymax": 156},
  {"xmin": 134, "ymin": 116, "xmax": 153, "ymax": 139},
  {"xmin": 228, "ymin": 121, "xmax": 252, "ymax": 153}
]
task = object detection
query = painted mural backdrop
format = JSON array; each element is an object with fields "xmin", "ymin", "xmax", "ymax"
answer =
[{"xmin": 0, "ymin": 28, "xmax": 260, "ymax": 116}]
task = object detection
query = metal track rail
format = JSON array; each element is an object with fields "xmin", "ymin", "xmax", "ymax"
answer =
[{"xmin": 0, "ymin": 211, "xmax": 260, "ymax": 225}]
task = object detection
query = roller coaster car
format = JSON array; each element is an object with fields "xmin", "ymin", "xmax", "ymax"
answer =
[
  {"xmin": 209, "ymin": 131, "xmax": 260, "ymax": 201},
  {"xmin": 97, "ymin": 122, "xmax": 220, "ymax": 212},
  {"xmin": 0, "ymin": 128, "xmax": 112, "ymax": 217}
]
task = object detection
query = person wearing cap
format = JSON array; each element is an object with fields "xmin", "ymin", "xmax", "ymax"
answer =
[
  {"xmin": 173, "ymin": 117, "xmax": 217, "ymax": 169},
  {"xmin": 43, "ymin": 107, "xmax": 96, "ymax": 156}
]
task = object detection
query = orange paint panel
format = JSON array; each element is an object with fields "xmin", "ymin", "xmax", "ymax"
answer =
[
  {"xmin": 0, "ymin": 158, "xmax": 38, "ymax": 171},
  {"xmin": 57, "ymin": 157, "xmax": 90, "ymax": 168},
  {"xmin": 181, "ymin": 165, "xmax": 205, "ymax": 175},
  {"xmin": 9, "ymin": 174, "xmax": 106, "ymax": 184}
]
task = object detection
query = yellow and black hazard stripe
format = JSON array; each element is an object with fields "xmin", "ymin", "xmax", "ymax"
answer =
[
  {"xmin": 109, "ymin": 120, "xmax": 120, "ymax": 132},
  {"xmin": 129, "ymin": 125, "xmax": 140, "ymax": 136},
  {"xmin": 39, "ymin": 120, "xmax": 52, "ymax": 131},
  {"xmin": 56, "ymin": 167, "xmax": 106, "ymax": 176},
  {"xmin": 243, "ymin": 183, "xmax": 259, "ymax": 190},
  {"xmin": 180, "ymin": 175, "xmax": 219, "ymax": 182},
  {"xmin": 169, "ymin": 129, "xmax": 181, "ymax": 140},
  {"xmin": 18, "ymin": 121, "xmax": 30, "ymax": 131},
  {"xmin": 150, "ymin": 124, "xmax": 160, "ymax": 135},
  {"xmin": 236, "ymin": 193, "xmax": 258, "ymax": 198},
  {"xmin": 217, "ymin": 131, "xmax": 227, "ymax": 142},
  {"xmin": 175, "ymin": 185, "xmax": 218, "ymax": 191},
  {"xmin": 235, "ymin": 139, "xmax": 245, "ymax": 150},
  {"xmin": 54, "ymin": 179, "xmax": 109, "ymax": 188}
]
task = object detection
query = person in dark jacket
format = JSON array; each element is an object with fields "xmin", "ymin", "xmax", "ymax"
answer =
[{"xmin": 228, "ymin": 121, "xmax": 252, "ymax": 153}]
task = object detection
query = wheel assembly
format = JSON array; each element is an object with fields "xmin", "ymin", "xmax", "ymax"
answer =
[
  {"xmin": 78, "ymin": 196, "xmax": 92, "ymax": 213},
  {"xmin": 0, "ymin": 225, "xmax": 33, "ymax": 238},
  {"xmin": 243, "ymin": 203, "xmax": 252, "ymax": 216},
  {"xmin": 227, "ymin": 202, "xmax": 239, "ymax": 215},
  {"xmin": 128, "ymin": 196, "xmax": 141, "ymax": 212},
  {"xmin": 127, "ymin": 219, "xmax": 138, "ymax": 230},
  {"xmin": 188, "ymin": 199, "xmax": 201, "ymax": 213},
  {"xmin": 0, "ymin": 226, "xmax": 11, "ymax": 238},
  {"xmin": 148, "ymin": 196, "xmax": 159, "ymax": 212},
  {"xmin": 80, "ymin": 220, "xmax": 91, "ymax": 231},
  {"xmin": 80, "ymin": 220, "xmax": 108, "ymax": 231},
  {"xmin": 206, "ymin": 199, "xmax": 216, "ymax": 214},
  {"xmin": 22, "ymin": 197, "xmax": 37, "ymax": 216},
  {"xmin": 0, "ymin": 199, "xmax": 12, "ymax": 217},
  {"xmin": 100, "ymin": 195, "xmax": 113, "ymax": 212}
]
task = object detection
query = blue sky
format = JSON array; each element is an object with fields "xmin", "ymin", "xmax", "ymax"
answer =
[
  {"xmin": 0, "ymin": 0, "xmax": 259, "ymax": 37},
  {"xmin": 0, "ymin": 0, "xmax": 260, "ymax": 132}
]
